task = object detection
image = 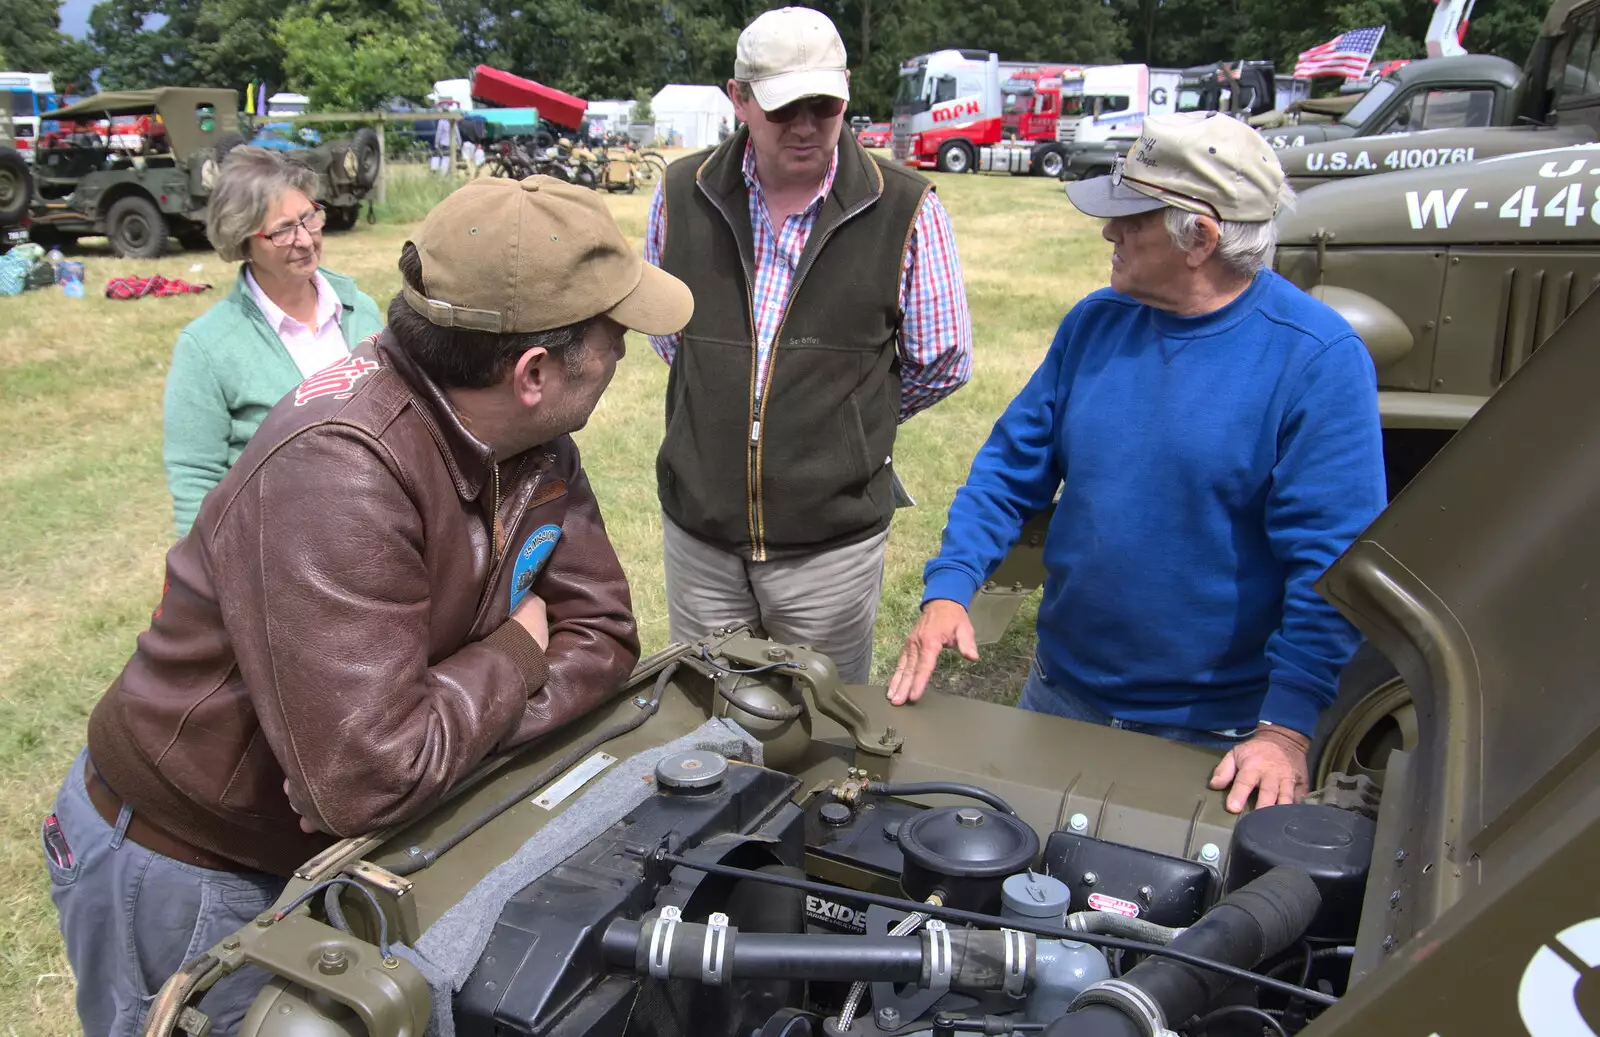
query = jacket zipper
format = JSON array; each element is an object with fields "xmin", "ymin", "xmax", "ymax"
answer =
[
  {"xmin": 471, "ymin": 459, "xmax": 540, "ymax": 632},
  {"xmin": 698, "ymin": 173, "xmax": 879, "ymax": 561}
]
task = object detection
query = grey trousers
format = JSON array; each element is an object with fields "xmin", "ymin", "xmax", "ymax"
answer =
[
  {"xmin": 662, "ymin": 511, "xmax": 889, "ymax": 685},
  {"xmin": 44, "ymin": 750, "xmax": 286, "ymax": 1037}
]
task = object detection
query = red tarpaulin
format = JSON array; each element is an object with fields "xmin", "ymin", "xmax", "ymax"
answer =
[{"xmin": 470, "ymin": 66, "xmax": 588, "ymax": 130}]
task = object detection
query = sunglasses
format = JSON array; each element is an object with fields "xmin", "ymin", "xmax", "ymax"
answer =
[{"xmin": 764, "ymin": 95, "xmax": 847, "ymax": 123}]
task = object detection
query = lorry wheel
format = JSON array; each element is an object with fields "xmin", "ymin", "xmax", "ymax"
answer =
[
  {"xmin": 1308, "ymin": 643, "xmax": 1417, "ymax": 794},
  {"xmin": 107, "ymin": 195, "xmax": 168, "ymax": 259},
  {"xmin": 1034, "ymin": 146, "xmax": 1065, "ymax": 179},
  {"xmin": 353, "ymin": 127, "xmax": 381, "ymax": 189},
  {"xmin": 0, "ymin": 145, "xmax": 32, "ymax": 226},
  {"xmin": 936, "ymin": 141, "xmax": 972, "ymax": 174}
]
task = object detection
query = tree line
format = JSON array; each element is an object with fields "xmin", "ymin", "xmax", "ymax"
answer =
[{"xmin": 0, "ymin": 0, "xmax": 1549, "ymax": 119}]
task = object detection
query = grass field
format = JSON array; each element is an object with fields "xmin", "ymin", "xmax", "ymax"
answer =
[{"xmin": 0, "ymin": 161, "xmax": 1113, "ymax": 1034}]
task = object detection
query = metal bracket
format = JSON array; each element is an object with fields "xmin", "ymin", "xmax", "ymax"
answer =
[
  {"xmin": 702, "ymin": 911, "xmax": 730, "ymax": 986},
  {"xmin": 924, "ymin": 919, "xmax": 952, "ymax": 995},
  {"xmin": 1001, "ymin": 928, "xmax": 1028, "ymax": 998},
  {"xmin": 648, "ymin": 905, "xmax": 682, "ymax": 979},
  {"xmin": 1069, "ymin": 979, "xmax": 1177, "ymax": 1037}
]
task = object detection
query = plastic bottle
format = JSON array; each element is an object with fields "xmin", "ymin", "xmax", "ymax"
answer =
[
  {"xmin": 60, "ymin": 260, "xmax": 85, "ymax": 299},
  {"xmin": 45, "ymin": 247, "xmax": 63, "ymax": 279}
]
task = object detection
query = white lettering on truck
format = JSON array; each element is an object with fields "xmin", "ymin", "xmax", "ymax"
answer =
[{"xmin": 1406, "ymin": 188, "xmax": 1470, "ymax": 229}]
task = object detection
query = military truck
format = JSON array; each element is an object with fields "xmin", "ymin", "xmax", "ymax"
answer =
[
  {"xmin": 137, "ymin": 287, "xmax": 1600, "ymax": 1037},
  {"xmin": 0, "ymin": 112, "xmax": 30, "ymax": 252},
  {"xmin": 30, "ymin": 88, "xmax": 380, "ymax": 258},
  {"xmin": 1269, "ymin": 0, "xmax": 1600, "ymax": 188}
]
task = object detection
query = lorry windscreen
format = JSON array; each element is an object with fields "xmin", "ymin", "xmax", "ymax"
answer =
[
  {"xmin": 1341, "ymin": 79, "xmax": 1396, "ymax": 126},
  {"xmin": 894, "ymin": 69, "xmax": 930, "ymax": 114}
]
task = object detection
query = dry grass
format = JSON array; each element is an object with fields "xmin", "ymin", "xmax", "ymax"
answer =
[{"xmin": 0, "ymin": 160, "xmax": 1112, "ymax": 1034}]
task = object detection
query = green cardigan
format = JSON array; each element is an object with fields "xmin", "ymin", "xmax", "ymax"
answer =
[{"xmin": 162, "ymin": 264, "xmax": 385, "ymax": 537}]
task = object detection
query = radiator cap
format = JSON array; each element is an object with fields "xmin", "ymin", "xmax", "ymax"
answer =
[{"xmin": 655, "ymin": 750, "xmax": 729, "ymax": 790}]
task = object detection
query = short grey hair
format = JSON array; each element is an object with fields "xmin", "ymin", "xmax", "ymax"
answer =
[
  {"xmin": 205, "ymin": 145, "xmax": 319, "ymax": 262},
  {"xmin": 1163, "ymin": 181, "xmax": 1298, "ymax": 277}
]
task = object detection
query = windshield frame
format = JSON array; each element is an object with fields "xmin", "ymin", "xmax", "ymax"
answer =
[
  {"xmin": 893, "ymin": 68, "xmax": 930, "ymax": 115},
  {"xmin": 1341, "ymin": 79, "xmax": 1398, "ymax": 127}
]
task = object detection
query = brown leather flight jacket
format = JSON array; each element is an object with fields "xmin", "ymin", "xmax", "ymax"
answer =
[{"xmin": 87, "ymin": 332, "xmax": 640, "ymax": 876}]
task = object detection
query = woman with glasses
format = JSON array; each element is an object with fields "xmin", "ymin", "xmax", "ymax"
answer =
[{"xmin": 161, "ymin": 145, "xmax": 384, "ymax": 537}]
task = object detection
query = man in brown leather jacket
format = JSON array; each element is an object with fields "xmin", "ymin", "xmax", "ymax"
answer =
[{"xmin": 41, "ymin": 176, "xmax": 693, "ymax": 1037}]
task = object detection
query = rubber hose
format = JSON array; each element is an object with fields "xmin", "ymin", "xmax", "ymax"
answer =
[
  {"xmin": 1045, "ymin": 867, "xmax": 1321, "ymax": 1037},
  {"xmin": 867, "ymin": 780, "xmax": 1018, "ymax": 816},
  {"xmin": 1066, "ymin": 910, "xmax": 1184, "ymax": 945}
]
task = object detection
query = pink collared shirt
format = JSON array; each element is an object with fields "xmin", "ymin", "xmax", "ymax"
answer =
[{"xmin": 245, "ymin": 266, "xmax": 349, "ymax": 378}]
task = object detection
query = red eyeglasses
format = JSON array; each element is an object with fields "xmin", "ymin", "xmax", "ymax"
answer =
[{"xmin": 764, "ymin": 95, "xmax": 847, "ymax": 124}]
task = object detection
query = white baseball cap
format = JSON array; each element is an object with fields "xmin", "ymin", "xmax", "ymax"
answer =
[
  {"xmin": 1066, "ymin": 111, "xmax": 1286, "ymax": 223},
  {"xmin": 734, "ymin": 7, "xmax": 850, "ymax": 112}
]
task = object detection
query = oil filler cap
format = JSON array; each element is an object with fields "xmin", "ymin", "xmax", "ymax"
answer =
[{"xmin": 656, "ymin": 750, "xmax": 729, "ymax": 790}]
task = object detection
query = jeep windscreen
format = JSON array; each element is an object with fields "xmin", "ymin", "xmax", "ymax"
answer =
[{"xmin": 1341, "ymin": 79, "xmax": 1397, "ymax": 126}]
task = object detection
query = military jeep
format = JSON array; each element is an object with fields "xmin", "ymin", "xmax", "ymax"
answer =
[
  {"xmin": 140, "ymin": 287, "xmax": 1600, "ymax": 1037},
  {"xmin": 31, "ymin": 88, "xmax": 381, "ymax": 258}
]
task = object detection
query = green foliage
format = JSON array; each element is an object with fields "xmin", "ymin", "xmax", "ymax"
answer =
[
  {"xmin": 630, "ymin": 86, "xmax": 655, "ymax": 124},
  {"xmin": 276, "ymin": 0, "xmax": 455, "ymax": 111},
  {"xmin": 0, "ymin": 0, "xmax": 95, "ymax": 93}
]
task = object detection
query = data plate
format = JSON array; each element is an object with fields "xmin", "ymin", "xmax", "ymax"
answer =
[{"xmin": 532, "ymin": 752, "xmax": 617, "ymax": 810}]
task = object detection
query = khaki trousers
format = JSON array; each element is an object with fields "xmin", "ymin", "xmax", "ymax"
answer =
[{"xmin": 661, "ymin": 511, "xmax": 889, "ymax": 685}]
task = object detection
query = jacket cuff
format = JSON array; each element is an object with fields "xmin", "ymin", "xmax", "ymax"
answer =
[
  {"xmin": 483, "ymin": 620, "xmax": 550, "ymax": 697},
  {"xmin": 922, "ymin": 567, "xmax": 983, "ymax": 611}
]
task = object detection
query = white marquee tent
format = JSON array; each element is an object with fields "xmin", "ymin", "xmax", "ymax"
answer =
[{"xmin": 651, "ymin": 84, "xmax": 735, "ymax": 149}]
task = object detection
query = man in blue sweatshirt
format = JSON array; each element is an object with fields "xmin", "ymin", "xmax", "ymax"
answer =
[{"xmin": 886, "ymin": 112, "xmax": 1386, "ymax": 813}]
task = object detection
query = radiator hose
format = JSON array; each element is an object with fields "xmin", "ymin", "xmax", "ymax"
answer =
[{"xmin": 1045, "ymin": 866, "xmax": 1322, "ymax": 1037}]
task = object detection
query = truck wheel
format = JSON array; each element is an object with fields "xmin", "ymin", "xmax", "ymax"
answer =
[
  {"xmin": 1034, "ymin": 146, "xmax": 1065, "ymax": 179},
  {"xmin": 353, "ymin": 127, "xmax": 381, "ymax": 189},
  {"xmin": 1308, "ymin": 643, "xmax": 1417, "ymax": 794},
  {"xmin": 936, "ymin": 141, "xmax": 972, "ymax": 174},
  {"xmin": 0, "ymin": 146, "xmax": 32, "ymax": 226},
  {"xmin": 107, "ymin": 195, "xmax": 168, "ymax": 259}
]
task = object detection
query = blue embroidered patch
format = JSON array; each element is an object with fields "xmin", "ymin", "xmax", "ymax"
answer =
[{"xmin": 509, "ymin": 524, "xmax": 562, "ymax": 611}]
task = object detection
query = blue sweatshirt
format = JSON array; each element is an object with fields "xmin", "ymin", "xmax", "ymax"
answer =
[{"xmin": 923, "ymin": 271, "xmax": 1386, "ymax": 737}]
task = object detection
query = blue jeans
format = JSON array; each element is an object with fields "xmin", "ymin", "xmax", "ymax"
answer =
[
  {"xmin": 1016, "ymin": 658, "xmax": 1253, "ymax": 753},
  {"xmin": 44, "ymin": 750, "xmax": 287, "ymax": 1037}
]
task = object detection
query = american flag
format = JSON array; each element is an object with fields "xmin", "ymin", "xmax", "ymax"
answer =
[{"xmin": 1294, "ymin": 26, "xmax": 1386, "ymax": 79}]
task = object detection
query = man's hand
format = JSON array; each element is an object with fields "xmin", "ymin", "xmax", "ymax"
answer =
[
  {"xmin": 1209, "ymin": 725, "xmax": 1311, "ymax": 813},
  {"xmin": 887, "ymin": 599, "xmax": 979, "ymax": 705},
  {"xmin": 283, "ymin": 779, "xmax": 321, "ymax": 834},
  {"xmin": 511, "ymin": 593, "xmax": 550, "ymax": 650}
]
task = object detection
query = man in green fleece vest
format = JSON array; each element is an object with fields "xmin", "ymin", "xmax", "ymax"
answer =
[{"xmin": 644, "ymin": 7, "xmax": 975, "ymax": 684}]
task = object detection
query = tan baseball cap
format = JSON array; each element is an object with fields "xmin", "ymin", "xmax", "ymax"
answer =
[
  {"xmin": 402, "ymin": 175, "xmax": 693, "ymax": 337},
  {"xmin": 734, "ymin": 6, "xmax": 850, "ymax": 112},
  {"xmin": 1066, "ymin": 111, "xmax": 1285, "ymax": 223}
]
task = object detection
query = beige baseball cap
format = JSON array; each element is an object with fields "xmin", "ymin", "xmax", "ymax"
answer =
[
  {"xmin": 734, "ymin": 6, "xmax": 850, "ymax": 112},
  {"xmin": 402, "ymin": 175, "xmax": 693, "ymax": 336},
  {"xmin": 1066, "ymin": 111, "xmax": 1285, "ymax": 223}
]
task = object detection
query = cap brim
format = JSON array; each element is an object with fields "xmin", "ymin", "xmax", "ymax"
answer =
[
  {"xmin": 751, "ymin": 69, "xmax": 850, "ymax": 111},
  {"xmin": 607, "ymin": 262, "xmax": 695, "ymax": 337},
  {"xmin": 1064, "ymin": 174, "xmax": 1170, "ymax": 219}
]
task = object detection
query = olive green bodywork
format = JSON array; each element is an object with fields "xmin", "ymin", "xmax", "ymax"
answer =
[
  {"xmin": 32, "ymin": 88, "xmax": 377, "ymax": 255},
  {"xmin": 140, "ymin": 288, "xmax": 1600, "ymax": 1037}
]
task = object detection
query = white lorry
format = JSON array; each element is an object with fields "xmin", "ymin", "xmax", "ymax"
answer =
[{"xmin": 1057, "ymin": 63, "xmax": 1183, "ymax": 179}]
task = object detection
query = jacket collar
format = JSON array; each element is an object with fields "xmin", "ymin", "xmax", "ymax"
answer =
[
  {"xmin": 698, "ymin": 123, "xmax": 885, "ymax": 227},
  {"xmin": 376, "ymin": 330, "xmax": 497, "ymax": 502}
]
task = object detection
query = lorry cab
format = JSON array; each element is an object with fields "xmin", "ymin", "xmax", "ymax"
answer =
[
  {"xmin": 1261, "ymin": 54, "xmax": 1522, "ymax": 150},
  {"xmin": 1058, "ymin": 64, "xmax": 1182, "ymax": 179},
  {"xmin": 0, "ymin": 72, "xmax": 58, "ymax": 165},
  {"xmin": 891, "ymin": 49, "xmax": 1002, "ymax": 171}
]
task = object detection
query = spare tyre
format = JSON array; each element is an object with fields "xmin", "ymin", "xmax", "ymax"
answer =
[
  {"xmin": 0, "ymin": 145, "xmax": 32, "ymax": 226},
  {"xmin": 353, "ymin": 127, "xmax": 381, "ymax": 189},
  {"xmin": 326, "ymin": 141, "xmax": 357, "ymax": 185}
]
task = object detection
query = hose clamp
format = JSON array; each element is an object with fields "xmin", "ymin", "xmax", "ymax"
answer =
[
  {"xmin": 924, "ymin": 919, "xmax": 952, "ymax": 995},
  {"xmin": 1068, "ymin": 979, "xmax": 1176, "ymax": 1037},
  {"xmin": 702, "ymin": 911, "xmax": 730, "ymax": 986},
  {"xmin": 1001, "ymin": 928, "xmax": 1028, "ymax": 998},
  {"xmin": 648, "ymin": 905, "xmax": 682, "ymax": 980}
]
